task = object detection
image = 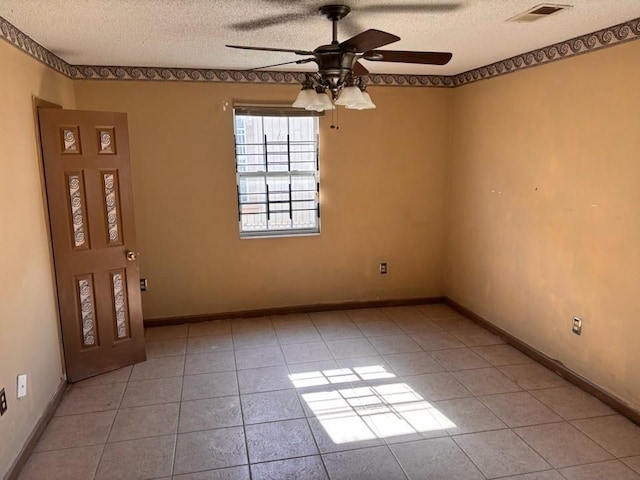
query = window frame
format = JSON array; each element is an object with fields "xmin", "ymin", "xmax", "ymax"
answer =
[{"xmin": 233, "ymin": 105, "xmax": 322, "ymax": 239}]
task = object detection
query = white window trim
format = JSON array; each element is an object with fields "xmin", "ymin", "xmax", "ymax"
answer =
[{"xmin": 233, "ymin": 106, "xmax": 321, "ymax": 238}]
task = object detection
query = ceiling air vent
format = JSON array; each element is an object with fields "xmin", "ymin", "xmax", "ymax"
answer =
[{"xmin": 508, "ymin": 4, "xmax": 571, "ymax": 23}]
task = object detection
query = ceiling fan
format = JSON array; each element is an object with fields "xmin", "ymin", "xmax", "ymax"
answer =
[{"xmin": 226, "ymin": 4, "xmax": 453, "ymax": 109}]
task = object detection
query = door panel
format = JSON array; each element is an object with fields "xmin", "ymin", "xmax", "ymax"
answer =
[{"xmin": 38, "ymin": 109, "xmax": 145, "ymax": 382}]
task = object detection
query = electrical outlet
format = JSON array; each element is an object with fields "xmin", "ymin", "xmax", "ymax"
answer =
[
  {"xmin": 0, "ymin": 388, "xmax": 7, "ymax": 415},
  {"xmin": 572, "ymin": 316, "xmax": 582, "ymax": 335},
  {"xmin": 17, "ymin": 374, "xmax": 27, "ymax": 398},
  {"xmin": 379, "ymin": 262, "xmax": 388, "ymax": 274},
  {"xmin": 140, "ymin": 278, "xmax": 148, "ymax": 292}
]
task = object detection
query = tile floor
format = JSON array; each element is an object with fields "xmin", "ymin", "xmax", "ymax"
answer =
[{"xmin": 18, "ymin": 304, "xmax": 640, "ymax": 480}]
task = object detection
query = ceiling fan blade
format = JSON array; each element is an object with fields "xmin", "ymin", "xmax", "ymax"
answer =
[
  {"xmin": 339, "ymin": 29, "xmax": 400, "ymax": 53},
  {"xmin": 359, "ymin": 3, "xmax": 462, "ymax": 14},
  {"xmin": 363, "ymin": 50, "xmax": 453, "ymax": 65},
  {"xmin": 230, "ymin": 13, "xmax": 308, "ymax": 31},
  {"xmin": 226, "ymin": 45, "xmax": 314, "ymax": 56},
  {"xmin": 352, "ymin": 61, "xmax": 369, "ymax": 76},
  {"xmin": 248, "ymin": 58, "xmax": 315, "ymax": 71}
]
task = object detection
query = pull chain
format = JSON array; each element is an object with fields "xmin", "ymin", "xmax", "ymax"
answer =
[{"xmin": 330, "ymin": 106, "xmax": 340, "ymax": 130}]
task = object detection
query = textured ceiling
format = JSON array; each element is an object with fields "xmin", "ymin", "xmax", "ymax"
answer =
[{"xmin": 2, "ymin": 0, "xmax": 640, "ymax": 76}]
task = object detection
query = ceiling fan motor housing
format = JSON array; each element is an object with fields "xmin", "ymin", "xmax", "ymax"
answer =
[{"xmin": 313, "ymin": 46, "xmax": 358, "ymax": 92}]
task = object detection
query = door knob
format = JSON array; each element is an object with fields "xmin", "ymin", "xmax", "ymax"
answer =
[{"xmin": 126, "ymin": 251, "xmax": 139, "ymax": 261}]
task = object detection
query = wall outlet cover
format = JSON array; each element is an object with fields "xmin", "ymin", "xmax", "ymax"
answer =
[
  {"xmin": 572, "ymin": 316, "xmax": 582, "ymax": 335},
  {"xmin": 17, "ymin": 374, "xmax": 27, "ymax": 398}
]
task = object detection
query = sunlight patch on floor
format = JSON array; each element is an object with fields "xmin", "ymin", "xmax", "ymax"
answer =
[{"xmin": 289, "ymin": 365, "xmax": 456, "ymax": 443}]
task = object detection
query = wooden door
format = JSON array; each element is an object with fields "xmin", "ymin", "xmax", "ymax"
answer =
[{"xmin": 38, "ymin": 108, "xmax": 145, "ymax": 382}]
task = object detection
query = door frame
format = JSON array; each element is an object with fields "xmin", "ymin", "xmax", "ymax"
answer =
[{"xmin": 31, "ymin": 96, "xmax": 67, "ymax": 377}]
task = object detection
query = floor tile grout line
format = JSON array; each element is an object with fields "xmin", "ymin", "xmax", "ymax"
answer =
[
  {"xmin": 568, "ymin": 418, "xmax": 638, "ymax": 460},
  {"xmin": 88, "ymin": 443, "xmax": 107, "ymax": 480},
  {"xmin": 558, "ymin": 458, "xmax": 640, "ymax": 473},
  {"xmin": 246, "ymin": 452, "xmax": 324, "ymax": 465},
  {"xmin": 231, "ymin": 321, "xmax": 464, "ymax": 345},
  {"xmin": 506, "ymin": 425, "xmax": 559, "ymax": 471},
  {"xmin": 473, "ymin": 393, "xmax": 563, "ymax": 429},
  {"xmin": 31, "ymin": 438, "xmax": 111, "ymax": 455},
  {"xmin": 490, "ymin": 468, "xmax": 560, "ymax": 479},
  {"xmin": 90, "ymin": 384, "xmax": 124, "ymax": 480},
  {"xmin": 169, "ymin": 354, "xmax": 187, "ymax": 478},
  {"xmin": 447, "ymin": 414, "xmax": 634, "ymax": 439},
  {"xmin": 106, "ymin": 428, "xmax": 180, "ymax": 448},
  {"xmin": 270, "ymin": 332, "xmax": 312, "ymax": 430},
  {"xmin": 38, "ymin": 430, "xmax": 179, "ymax": 453},
  {"xmin": 301, "ymin": 402, "xmax": 332, "ymax": 479},
  {"xmin": 321, "ymin": 437, "xmax": 439, "ymax": 456},
  {"xmin": 475, "ymin": 386, "xmax": 566, "ymax": 410},
  {"xmin": 510, "ymin": 423, "xmax": 626, "ymax": 471},
  {"xmin": 449, "ymin": 432, "xmax": 501, "ymax": 479},
  {"xmin": 63, "ymin": 378, "xmax": 132, "ymax": 391},
  {"xmin": 376, "ymin": 443, "xmax": 413, "ymax": 480},
  {"xmin": 387, "ymin": 440, "xmax": 446, "ymax": 480},
  {"xmin": 231, "ymin": 336, "xmax": 253, "ymax": 480},
  {"xmin": 39, "ymin": 416, "xmax": 601, "ymax": 458},
  {"xmin": 170, "ymin": 462, "xmax": 249, "ymax": 479},
  {"xmin": 270, "ymin": 329, "xmax": 331, "ymax": 479},
  {"xmin": 50, "ymin": 405, "xmax": 123, "ymax": 418}
]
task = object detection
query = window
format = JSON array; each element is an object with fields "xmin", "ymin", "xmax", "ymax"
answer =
[{"xmin": 234, "ymin": 106, "xmax": 321, "ymax": 237}]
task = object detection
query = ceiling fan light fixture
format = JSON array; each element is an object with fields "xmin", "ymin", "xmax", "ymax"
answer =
[
  {"xmin": 306, "ymin": 88, "xmax": 334, "ymax": 111},
  {"xmin": 335, "ymin": 85, "xmax": 367, "ymax": 107},
  {"xmin": 341, "ymin": 82, "xmax": 376, "ymax": 110},
  {"xmin": 352, "ymin": 90, "xmax": 376, "ymax": 110},
  {"xmin": 292, "ymin": 83, "xmax": 317, "ymax": 109}
]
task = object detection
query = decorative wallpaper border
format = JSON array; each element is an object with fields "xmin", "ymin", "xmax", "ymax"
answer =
[
  {"xmin": 0, "ymin": 16, "xmax": 71, "ymax": 76},
  {"xmin": 1, "ymin": 14, "xmax": 639, "ymax": 88},
  {"xmin": 451, "ymin": 17, "xmax": 640, "ymax": 86},
  {"xmin": 67, "ymin": 64, "xmax": 455, "ymax": 88}
]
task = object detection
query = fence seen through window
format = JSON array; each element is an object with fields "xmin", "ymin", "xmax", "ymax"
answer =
[{"xmin": 234, "ymin": 107, "xmax": 320, "ymax": 237}]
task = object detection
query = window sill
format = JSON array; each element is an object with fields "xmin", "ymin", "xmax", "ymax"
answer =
[{"xmin": 240, "ymin": 230, "xmax": 321, "ymax": 240}]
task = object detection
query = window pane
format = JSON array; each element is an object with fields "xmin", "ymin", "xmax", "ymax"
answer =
[
  {"xmin": 292, "ymin": 175, "xmax": 316, "ymax": 190},
  {"xmin": 241, "ymin": 213, "xmax": 268, "ymax": 231},
  {"xmin": 236, "ymin": 116, "xmax": 266, "ymax": 173},
  {"xmin": 290, "ymin": 152, "xmax": 315, "ymax": 172},
  {"xmin": 236, "ymin": 116, "xmax": 264, "ymax": 144},
  {"xmin": 263, "ymin": 117, "xmax": 288, "ymax": 141},
  {"xmin": 289, "ymin": 117, "xmax": 315, "ymax": 142},
  {"xmin": 237, "ymin": 151, "xmax": 266, "ymax": 173},
  {"xmin": 235, "ymin": 112, "xmax": 319, "ymax": 236},
  {"xmin": 240, "ymin": 204, "xmax": 267, "ymax": 215},
  {"xmin": 293, "ymin": 210, "xmax": 317, "ymax": 229},
  {"xmin": 293, "ymin": 201, "xmax": 316, "ymax": 210},
  {"xmin": 238, "ymin": 177, "xmax": 266, "ymax": 203}
]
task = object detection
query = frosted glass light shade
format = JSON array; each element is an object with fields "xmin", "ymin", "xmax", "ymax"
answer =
[
  {"xmin": 292, "ymin": 88, "xmax": 317, "ymax": 108},
  {"xmin": 335, "ymin": 86, "xmax": 367, "ymax": 107},
  {"xmin": 361, "ymin": 91, "xmax": 376, "ymax": 109},
  {"xmin": 307, "ymin": 91, "xmax": 334, "ymax": 111},
  {"xmin": 346, "ymin": 90, "xmax": 376, "ymax": 110}
]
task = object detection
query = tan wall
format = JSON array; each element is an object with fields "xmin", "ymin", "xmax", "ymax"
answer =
[
  {"xmin": 446, "ymin": 40, "xmax": 640, "ymax": 409},
  {"xmin": 74, "ymin": 82, "xmax": 451, "ymax": 319},
  {"xmin": 0, "ymin": 41, "xmax": 76, "ymax": 476}
]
